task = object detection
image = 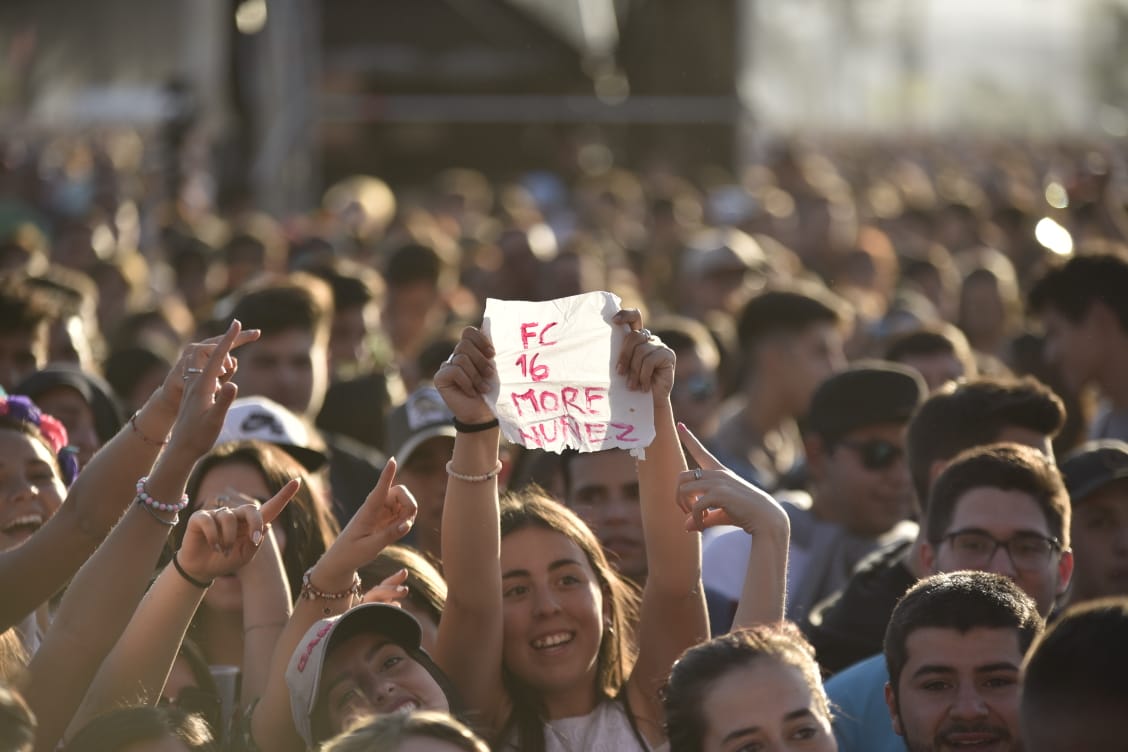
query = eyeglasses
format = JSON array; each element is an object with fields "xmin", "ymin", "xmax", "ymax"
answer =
[
  {"xmin": 940, "ymin": 529, "xmax": 1062, "ymax": 571},
  {"xmin": 836, "ymin": 439, "xmax": 903, "ymax": 471},
  {"xmin": 160, "ymin": 687, "xmax": 222, "ymax": 732}
]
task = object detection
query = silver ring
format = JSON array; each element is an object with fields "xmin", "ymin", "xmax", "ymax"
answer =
[
  {"xmin": 444, "ymin": 352, "xmax": 455, "ymax": 365},
  {"xmin": 694, "ymin": 468, "xmax": 702, "ymax": 481},
  {"xmin": 639, "ymin": 328, "xmax": 653, "ymax": 341},
  {"xmin": 186, "ymin": 367, "xmax": 204, "ymax": 374}
]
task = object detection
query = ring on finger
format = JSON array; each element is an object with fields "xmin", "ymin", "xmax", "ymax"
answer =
[
  {"xmin": 694, "ymin": 468, "xmax": 702, "ymax": 481},
  {"xmin": 639, "ymin": 328, "xmax": 653, "ymax": 341}
]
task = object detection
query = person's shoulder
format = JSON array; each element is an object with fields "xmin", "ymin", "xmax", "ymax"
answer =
[{"xmin": 826, "ymin": 653, "xmax": 887, "ymax": 696}]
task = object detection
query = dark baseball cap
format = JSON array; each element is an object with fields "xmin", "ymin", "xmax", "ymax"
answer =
[
  {"xmin": 803, "ymin": 361, "xmax": 928, "ymax": 442},
  {"xmin": 1059, "ymin": 440, "xmax": 1128, "ymax": 504},
  {"xmin": 384, "ymin": 386, "xmax": 456, "ymax": 465}
]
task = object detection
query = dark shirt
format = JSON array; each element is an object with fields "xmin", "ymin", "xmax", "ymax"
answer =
[
  {"xmin": 324, "ymin": 431, "xmax": 385, "ymax": 527},
  {"xmin": 801, "ymin": 538, "xmax": 916, "ymax": 676}
]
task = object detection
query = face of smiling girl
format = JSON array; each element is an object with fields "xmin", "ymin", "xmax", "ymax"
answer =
[
  {"xmin": 319, "ymin": 633, "xmax": 449, "ymax": 736},
  {"xmin": 0, "ymin": 428, "xmax": 65, "ymax": 551},
  {"xmin": 499, "ymin": 526, "xmax": 606, "ymax": 710}
]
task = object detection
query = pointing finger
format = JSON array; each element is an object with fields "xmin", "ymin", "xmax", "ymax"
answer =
[
  {"xmin": 678, "ymin": 422, "xmax": 724, "ymax": 470},
  {"xmin": 260, "ymin": 478, "xmax": 301, "ymax": 526}
]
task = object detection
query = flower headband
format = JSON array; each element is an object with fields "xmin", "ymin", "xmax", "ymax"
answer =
[{"xmin": 0, "ymin": 394, "xmax": 79, "ymax": 486}]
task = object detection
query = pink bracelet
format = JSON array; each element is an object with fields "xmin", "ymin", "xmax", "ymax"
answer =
[{"xmin": 135, "ymin": 476, "xmax": 189, "ymax": 514}]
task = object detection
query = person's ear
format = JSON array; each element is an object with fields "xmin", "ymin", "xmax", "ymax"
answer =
[
  {"xmin": 1056, "ymin": 548, "xmax": 1075, "ymax": 595},
  {"xmin": 805, "ymin": 434, "xmax": 829, "ymax": 480},
  {"xmin": 920, "ymin": 540, "xmax": 937, "ymax": 575},
  {"xmin": 884, "ymin": 682, "xmax": 904, "ymax": 737}
]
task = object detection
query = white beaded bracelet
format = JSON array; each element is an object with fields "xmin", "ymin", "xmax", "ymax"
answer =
[{"xmin": 445, "ymin": 460, "xmax": 503, "ymax": 483}]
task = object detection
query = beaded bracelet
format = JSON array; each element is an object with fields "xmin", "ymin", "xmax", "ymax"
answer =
[
  {"xmin": 445, "ymin": 460, "xmax": 503, "ymax": 483},
  {"xmin": 135, "ymin": 476, "xmax": 189, "ymax": 514},
  {"xmin": 129, "ymin": 412, "xmax": 169, "ymax": 446},
  {"xmin": 300, "ymin": 567, "xmax": 362, "ymax": 615}
]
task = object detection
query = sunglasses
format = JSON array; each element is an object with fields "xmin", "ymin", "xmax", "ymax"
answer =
[{"xmin": 836, "ymin": 438, "xmax": 903, "ymax": 471}]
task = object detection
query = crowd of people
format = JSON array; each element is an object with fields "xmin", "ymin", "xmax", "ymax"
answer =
[{"xmin": 0, "ymin": 130, "xmax": 1127, "ymax": 752}]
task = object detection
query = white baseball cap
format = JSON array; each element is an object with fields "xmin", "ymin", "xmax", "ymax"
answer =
[
  {"xmin": 215, "ymin": 396, "xmax": 328, "ymax": 472},
  {"xmin": 286, "ymin": 603, "xmax": 433, "ymax": 746}
]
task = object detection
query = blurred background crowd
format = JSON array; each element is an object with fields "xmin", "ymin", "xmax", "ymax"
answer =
[
  {"xmin": 1, "ymin": 0, "xmax": 1126, "ymax": 461},
  {"xmin": 1, "ymin": 1, "xmax": 1128, "ymax": 749}
]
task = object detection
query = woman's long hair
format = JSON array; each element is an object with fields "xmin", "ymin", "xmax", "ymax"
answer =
[
  {"xmin": 497, "ymin": 487, "xmax": 641, "ymax": 752},
  {"xmin": 358, "ymin": 544, "xmax": 447, "ymax": 629}
]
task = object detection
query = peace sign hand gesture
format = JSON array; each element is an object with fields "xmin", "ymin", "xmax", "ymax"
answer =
[
  {"xmin": 175, "ymin": 478, "xmax": 301, "ymax": 585},
  {"xmin": 676, "ymin": 423, "xmax": 790, "ymax": 538}
]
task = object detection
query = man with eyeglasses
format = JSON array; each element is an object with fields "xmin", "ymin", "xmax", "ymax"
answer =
[
  {"xmin": 703, "ymin": 363, "xmax": 927, "ymax": 630},
  {"xmin": 829, "ymin": 443, "xmax": 1072, "ymax": 752},
  {"xmin": 921, "ymin": 444, "xmax": 1073, "ymax": 618}
]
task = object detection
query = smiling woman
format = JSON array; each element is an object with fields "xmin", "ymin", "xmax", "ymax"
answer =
[
  {"xmin": 0, "ymin": 395, "xmax": 73, "ymax": 554},
  {"xmin": 285, "ymin": 603, "xmax": 456, "ymax": 747}
]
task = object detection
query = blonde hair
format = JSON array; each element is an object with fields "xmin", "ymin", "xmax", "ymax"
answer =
[
  {"xmin": 320, "ymin": 711, "xmax": 487, "ymax": 752},
  {"xmin": 0, "ymin": 630, "xmax": 28, "ymax": 685}
]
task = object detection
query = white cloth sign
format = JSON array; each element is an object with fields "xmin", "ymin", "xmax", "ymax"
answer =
[{"xmin": 482, "ymin": 292, "xmax": 655, "ymax": 457}]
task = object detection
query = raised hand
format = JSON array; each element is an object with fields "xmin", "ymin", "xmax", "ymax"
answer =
[
  {"xmin": 313, "ymin": 458, "xmax": 418, "ymax": 587},
  {"xmin": 153, "ymin": 320, "xmax": 260, "ymax": 419},
  {"xmin": 175, "ymin": 478, "xmax": 300, "ymax": 584},
  {"xmin": 613, "ymin": 309, "xmax": 675, "ymax": 402},
  {"xmin": 359, "ymin": 568, "xmax": 411, "ymax": 607},
  {"xmin": 165, "ymin": 320, "xmax": 249, "ymax": 458},
  {"xmin": 677, "ymin": 423, "xmax": 789, "ymax": 536},
  {"xmin": 435, "ymin": 326, "xmax": 497, "ymax": 424}
]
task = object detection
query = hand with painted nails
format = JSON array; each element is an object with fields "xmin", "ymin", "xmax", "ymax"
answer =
[
  {"xmin": 677, "ymin": 423, "xmax": 789, "ymax": 537},
  {"xmin": 310, "ymin": 458, "xmax": 418, "ymax": 592},
  {"xmin": 613, "ymin": 309, "xmax": 675, "ymax": 403},
  {"xmin": 435, "ymin": 326, "xmax": 498, "ymax": 425},
  {"xmin": 175, "ymin": 478, "xmax": 300, "ymax": 585}
]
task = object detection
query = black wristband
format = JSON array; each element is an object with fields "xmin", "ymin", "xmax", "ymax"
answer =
[
  {"xmin": 173, "ymin": 552, "xmax": 213, "ymax": 589},
  {"xmin": 453, "ymin": 417, "xmax": 500, "ymax": 433}
]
